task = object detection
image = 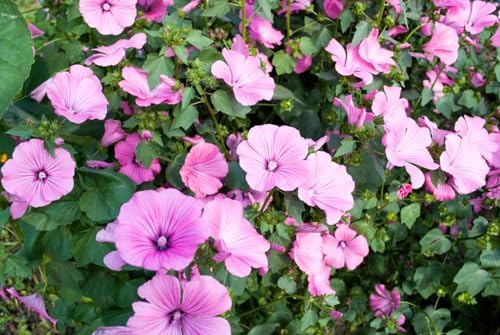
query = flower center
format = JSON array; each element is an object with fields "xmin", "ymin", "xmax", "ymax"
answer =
[
  {"xmin": 339, "ymin": 241, "xmax": 347, "ymax": 249},
  {"xmin": 37, "ymin": 170, "xmax": 48, "ymax": 180},
  {"xmin": 267, "ymin": 160, "xmax": 278, "ymax": 172},
  {"xmin": 156, "ymin": 236, "xmax": 168, "ymax": 250},
  {"xmin": 102, "ymin": 2, "xmax": 111, "ymax": 11},
  {"xmin": 168, "ymin": 310, "xmax": 184, "ymax": 323}
]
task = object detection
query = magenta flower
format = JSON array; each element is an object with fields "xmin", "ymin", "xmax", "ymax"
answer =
[
  {"xmin": 101, "ymin": 119, "xmax": 127, "ymax": 147},
  {"xmin": 237, "ymin": 124, "xmax": 310, "ymax": 192},
  {"xmin": 298, "ymin": 151, "xmax": 355, "ymax": 224},
  {"xmin": 203, "ymin": 198, "xmax": 270, "ymax": 277},
  {"xmin": 333, "ymin": 95, "xmax": 374, "ymax": 128},
  {"xmin": 115, "ymin": 133, "xmax": 161, "ymax": 184},
  {"xmin": 127, "ymin": 273, "xmax": 231, "ymax": 335},
  {"xmin": 323, "ymin": 0, "xmax": 343, "ymax": 19},
  {"xmin": 383, "ymin": 113, "xmax": 439, "ymax": 189},
  {"xmin": 211, "ymin": 48, "xmax": 275, "ymax": 106},
  {"xmin": 45, "ymin": 65, "xmax": 108, "ymax": 124},
  {"xmin": 396, "ymin": 183, "xmax": 412, "ymax": 200},
  {"xmin": 358, "ymin": 28, "xmax": 396, "ymax": 74},
  {"xmin": 138, "ymin": 0, "xmax": 172, "ymax": 22},
  {"xmin": 7, "ymin": 288, "xmax": 57, "ymax": 326},
  {"xmin": 28, "ymin": 23, "xmax": 44, "ymax": 38},
  {"xmin": 371, "ymin": 86, "xmax": 408, "ymax": 117},
  {"xmin": 1, "ymin": 139, "xmax": 75, "ymax": 208},
  {"xmin": 119, "ymin": 66, "xmax": 182, "ymax": 107},
  {"xmin": 247, "ymin": 12, "xmax": 284, "ymax": 49},
  {"xmin": 369, "ymin": 284, "xmax": 401, "ymax": 317},
  {"xmin": 322, "ymin": 224, "xmax": 369, "ymax": 270},
  {"xmin": 423, "ymin": 23, "xmax": 459, "ymax": 65},
  {"xmin": 114, "ymin": 189, "xmax": 208, "ymax": 271},
  {"xmin": 85, "ymin": 33, "xmax": 147, "ymax": 67},
  {"xmin": 180, "ymin": 142, "xmax": 229, "ymax": 198},
  {"xmin": 79, "ymin": 0, "xmax": 137, "ymax": 36}
]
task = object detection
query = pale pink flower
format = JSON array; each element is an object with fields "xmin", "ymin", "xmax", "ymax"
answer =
[
  {"xmin": 422, "ymin": 66, "xmax": 454, "ymax": 101},
  {"xmin": 226, "ymin": 133, "xmax": 243, "ymax": 161},
  {"xmin": 85, "ymin": 33, "xmax": 147, "ymax": 67},
  {"xmin": 101, "ymin": 119, "xmax": 127, "ymax": 147},
  {"xmin": 277, "ymin": 0, "xmax": 311, "ymax": 14},
  {"xmin": 387, "ymin": 25, "xmax": 409, "ymax": 37},
  {"xmin": 127, "ymin": 273, "xmax": 231, "ymax": 335},
  {"xmin": 424, "ymin": 172, "xmax": 456, "ymax": 201},
  {"xmin": 491, "ymin": 24, "xmax": 500, "ymax": 47},
  {"xmin": 383, "ymin": 113, "xmax": 439, "ymax": 189},
  {"xmin": 307, "ymin": 264, "xmax": 335, "ymax": 296},
  {"xmin": 454, "ymin": 115, "xmax": 499, "ymax": 166},
  {"xmin": 323, "ymin": 0, "xmax": 343, "ymax": 19},
  {"xmin": 369, "ymin": 284, "xmax": 401, "ymax": 317},
  {"xmin": 397, "ymin": 183, "xmax": 412, "ymax": 200},
  {"xmin": 470, "ymin": 69, "xmax": 486, "ymax": 87},
  {"xmin": 46, "ymin": 65, "xmax": 108, "ymax": 124},
  {"xmin": 442, "ymin": 0, "xmax": 498, "ymax": 35},
  {"xmin": 180, "ymin": 142, "xmax": 229, "ymax": 198},
  {"xmin": 358, "ymin": 28, "xmax": 396, "ymax": 74},
  {"xmin": 182, "ymin": 134, "xmax": 204, "ymax": 145},
  {"xmin": 237, "ymin": 124, "xmax": 309, "ymax": 192},
  {"xmin": 3, "ymin": 192, "xmax": 29, "ymax": 219},
  {"xmin": 386, "ymin": 0, "xmax": 401, "ymax": 13},
  {"xmin": 418, "ymin": 116, "xmax": 452, "ymax": 146},
  {"xmin": 86, "ymin": 160, "xmax": 115, "ymax": 169},
  {"xmin": 203, "ymin": 198, "xmax": 270, "ymax": 277},
  {"xmin": 30, "ymin": 78, "xmax": 52, "ymax": 103},
  {"xmin": 138, "ymin": 0, "xmax": 172, "ymax": 22},
  {"xmin": 182, "ymin": 0, "xmax": 200, "ymax": 13},
  {"xmin": 211, "ymin": 48, "xmax": 275, "ymax": 106},
  {"xmin": 322, "ymin": 224, "xmax": 369, "ymax": 270},
  {"xmin": 7, "ymin": 288, "xmax": 57, "ymax": 326},
  {"xmin": 440, "ymin": 134, "xmax": 489, "ymax": 194},
  {"xmin": 114, "ymin": 189, "xmax": 208, "ymax": 271},
  {"xmin": 230, "ymin": 34, "xmax": 273, "ymax": 73},
  {"xmin": 1, "ymin": 139, "xmax": 75, "ymax": 208},
  {"xmin": 333, "ymin": 95, "xmax": 374, "ymax": 128},
  {"xmin": 371, "ymin": 86, "xmax": 408, "ymax": 117},
  {"xmin": 298, "ymin": 151, "xmax": 355, "ymax": 224},
  {"xmin": 119, "ymin": 66, "xmax": 182, "ymax": 107},
  {"xmin": 291, "ymin": 232, "xmax": 325, "ymax": 275},
  {"xmin": 248, "ymin": 15, "xmax": 284, "ymax": 49},
  {"xmin": 79, "ymin": 0, "xmax": 137, "ymax": 36},
  {"xmin": 115, "ymin": 133, "xmax": 161, "ymax": 184},
  {"xmin": 423, "ymin": 23, "xmax": 459, "ymax": 65}
]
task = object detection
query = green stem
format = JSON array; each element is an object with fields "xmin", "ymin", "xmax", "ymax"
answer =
[
  {"xmin": 201, "ymin": 92, "xmax": 229, "ymax": 157},
  {"xmin": 286, "ymin": 0, "xmax": 292, "ymax": 39},
  {"xmin": 403, "ymin": 23, "xmax": 425, "ymax": 43},
  {"xmin": 376, "ymin": 0, "xmax": 385, "ymax": 27},
  {"xmin": 251, "ymin": 189, "xmax": 275, "ymax": 220},
  {"xmin": 241, "ymin": 0, "xmax": 247, "ymax": 41}
]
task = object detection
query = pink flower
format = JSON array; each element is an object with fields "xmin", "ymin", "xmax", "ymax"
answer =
[
  {"xmin": 383, "ymin": 114, "xmax": 439, "ymax": 189},
  {"xmin": 1, "ymin": 139, "xmax": 75, "ymax": 208},
  {"xmin": 114, "ymin": 189, "xmax": 208, "ymax": 271},
  {"xmin": 386, "ymin": 0, "xmax": 401, "ymax": 13},
  {"xmin": 6, "ymin": 288, "xmax": 57, "ymax": 326},
  {"xmin": 226, "ymin": 133, "xmax": 243, "ymax": 161},
  {"xmin": 397, "ymin": 183, "xmax": 412, "ymax": 200},
  {"xmin": 3, "ymin": 192, "xmax": 29, "ymax": 219},
  {"xmin": 28, "ymin": 23, "xmax": 44, "ymax": 38},
  {"xmin": 86, "ymin": 160, "xmax": 115, "ymax": 169},
  {"xmin": 138, "ymin": 0, "xmax": 172, "ymax": 22},
  {"xmin": 307, "ymin": 265, "xmax": 335, "ymax": 296},
  {"xmin": 470, "ymin": 69, "xmax": 486, "ymax": 87},
  {"xmin": 101, "ymin": 119, "xmax": 127, "ymax": 147},
  {"xmin": 454, "ymin": 115, "xmax": 499, "ymax": 166},
  {"xmin": 79, "ymin": 0, "xmax": 137, "ymax": 36},
  {"xmin": 182, "ymin": 0, "xmax": 200, "ymax": 13},
  {"xmin": 180, "ymin": 142, "xmax": 229, "ymax": 198},
  {"xmin": 277, "ymin": 0, "xmax": 311, "ymax": 14},
  {"xmin": 371, "ymin": 86, "xmax": 408, "ymax": 117},
  {"xmin": 248, "ymin": 15, "xmax": 284, "ymax": 49},
  {"xmin": 322, "ymin": 224, "xmax": 369, "ymax": 270},
  {"xmin": 333, "ymin": 95, "xmax": 374, "ymax": 128},
  {"xmin": 323, "ymin": 0, "xmax": 343, "ymax": 19},
  {"xmin": 326, "ymin": 38, "xmax": 375, "ymax": 85},
  {"xmin": 92, "ymin": 326, "xmax": 131, "ymax": 335},
  {"xmin": 369, "ymin": 284, "xmax": 401, "ymax": 317},
  {"xmin": 46, "ymin": 65, "xmax": 108, "ymax": 124},
  {"xmin": 298, "ymin": 151, "xmax": 355, "ymax": 224},
  {"xmin": 291, "ymin": 232, "xmax": 326, "ymax": 273},
  {"xmin": 115, "ymin": 133, "xmax": 161, "ymax": 184},
  {"xmin": 211, "ymin": 48, "xmax": 275, "ymax": 106},
  {"xmin": 424, "ymin": 172, "xmax": 456, "ymax": 201},
  {"xmin": 203, "ymin": 198, "xmax": 270, "ymax": 277},
  {"xmin": 294, "ymin": 54, "xmax": 312, "ymax": 74},
  {"xmin": 423, "ymin": 23, "xmax": 459, "ymax": 65},
  {"xmin": 237, "ymin": 124, "xmax": 309, "ymax": 192},
  {"xmin": 491, "ymin": 24, "xmax": 500, "ymax": 47},
  {"xmin": 422, "ymin": 66, "xmax": 454, "ymax": 101},
  {"xmin": 127, "ymin": 273, "xmax": 231, "ymax": 335},
  {"xmin": 418, "ymin": 116, "xmax": 452, "ymax": 146},
  {"xmin": 440, "ymin": 134, "xmax": 489, "ymax": 194},
  {"xmin": 358, "ymin": 29, "xmax": 396, "ymax": 74},
  {"xmin": 85, "ymin": 33, "xmax": 147, "ymax": 67},
  {"xmin": 119, "ymin": 66, "xmax": 182, "ymax": 107},
  {"xmin": 443, "ymin": 0, "xmax": 498, "ymax": 35}
]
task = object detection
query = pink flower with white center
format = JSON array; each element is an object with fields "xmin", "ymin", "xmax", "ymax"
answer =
[
  {"xmin": 237, "ymin": 124, "xmax": 310, "ymax": 192},
  {"xmin": 382, "ymin": 113, "xmax": 439, "ymax": 189},
  {"xmin": 114, "ymin": 189, "xmax": 208, "ymax": 271},
  {"xmin": 101, "ymin": 119, "xmax": 127, "ymax": 147},
  {"xmin": 423, "ymin": 23, "xmax": 459, "ymax": 65},
  {"xmin": 127, "ymin": 273, "xmax": 231, "ymax": 335},
  {"xmin": 333, "ymin": 95, "xmax": 374, "ymax": 128},
  {"xmin": 358, "ymin": 28, "xmax": 396, "ymax": 74},
  {"xmin": 371, "ymin": 86, "xmax": 408, "ymax": 117},
  {"xmin": 46, "ymin": 65, "xmax": 108, "ymax": 124},
  {"xmin": 6, "ymin": 288, "xmax": 57, "ymax": 326},
  {"xmin": 1, "ymin": 139, "xmax": 75, "ymax": 208},
  {"xmin": 119, "ymin": 66, "xmax": 182, "ymax": 106},
  {"xmin": 396, "ymin": 183, "xmax": 412, "ymax": 200},
  {"xmin": 79, "ymin": 0, "xmax": 137, "ymax": 36},
  {"xmin": 203, "ymin": 198, "xmax": 270, "ymax": 277},
  {"xmin": 211, "ymin": 48, "xmax": 275, "ymax": 106},
  {"xmin": 180, "ymin": 142, "xmax": 229, "ymax": 198},
  {"xmin": 298, "ymin": 151, "xmax": 355, "ymax": 224},
  {"xmin": 369, "ymin": 284, "xmax": 401, "ymax": 317},
  {"xmin": 322, "ymin": 224, "xmax": 369, "ymax": 270},
  {"xmin": 440, "ymin": 134, "xmax": 489, "ymax": 194},
  {"xmin": 115, "ymin": 133, "xmax": 161, "ymax": 185},
  {"xmin": 85, "ymin": 33, "xmax": 147, "ymax": 67}
]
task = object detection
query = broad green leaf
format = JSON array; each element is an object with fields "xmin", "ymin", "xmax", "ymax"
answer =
[
  {"xmin": 436, "ymin": 94, "xmax": 459, "ymax": 119},
  {"xmin": 171, "ymin": 105, "xmax": 199, "ymax": 130},
  {"xmin": 419, "ymin": 228, "xmax": 452, "ymax": 255},
  {"xmin": 165, "ymin": 153, "xmax": 186, "ymax": 190},
  {"xmin": 211, "ymin": 89, "xmax": 251, "ymax": 118},
  {"xmin": 400, "ymin": 203, "xmax": 421, "ymax": 229},
  {"xmin": 135, "ymin": 140, "xmax": 160, "ymax": 168},
  {"xmin": 72, "ymin": 228, "xmax": 113, "ymax": 266},
  {"xmin": 143, "ymin": 54, "xmax": 175, "ymax": 90},
  {"xmin": 0, "ymin": 0, "xmax": 34, "ymax": 117},
  {"xmin": 414, "ymin": 262, "xmax": 443, "ymax": 299},
  {"xmin": 272, "ymin": 51, "xmax": 295, "ymax": 75},
  {"xmin": 421, "ymin": 88, "xmax": 433, "ymax": 106},
  {"xmin": 453, "ymin": 262, "xmax": 491, "ymax": 296},
  {"xmin": 284, "ymin": 193, "xmax": 304, "ymax": 224},
  {"xmin": 225, "ymin": 161, "xmax": 249, "ymax": 192},
  {"xmin": 299, "ymin": 37, "xmax": 318, "ymax": 56},
  {"xmin": 248, "ymin": 323, "xmax": 279, "ymax": 335},
  {"xmin": 300, "ymin": 309, "xmax": 318, "ymax": 331},
  {"xmin": 22, "ymin": 199, "xmax": 80, "ymax": 231},
  {"xmin": 334, "ymin": 139, "xmax": 357, "ymax": 157},
  {"xmin": 480, "ymin": 249, "xmax": 500, "ymax": 269},
  {"xmin": 3, "ymin": 255, "xmax": 32, "ymax": 279},
  {"xmin": 186, "ymin": 30, "xmax": 213, "ymax": 49},
  {"xmin": 351, "ymin": 21, "xmax": 371, "ymax": 47},
  {"xmin": 201, "ymin": 0, "xmax": 230, "ymax": 17},
  {"xmin": 255, "ymin": 0, "xmax": 277, "ymax": 22},
  {"xmin": 278, "ymin": 275, "xmax": 297, "ymax": 294}
]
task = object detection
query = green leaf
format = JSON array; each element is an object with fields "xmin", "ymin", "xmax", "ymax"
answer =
[
  {"xmin": 211, "ymin": 89, "xmax": 251, "ymax": 118},
  {"xmin": 6, "ymin": 124, "xmax": 33, "ymax": 139},
  {"xmin": 22, "ymin": 199, "xmax": 80, "ymax": 231},
  {"xmin": 272, "ymin": 50, "xmax": 295, "ymax": 75},
  {"xmin": 414, "ymin": 262, "xmax": 443, "ymax": 299},
  {"xmin": 400, "ymin": 203, "xmax": 420, "ymax": 229},
  {"xmin": 436, "ymin": 94, "xmax": 459, "ymax": 119},
  {"xmin": 339, "ymin": 9, "xmax": 355, "ymax": 33},
  {"xmin": 421, "ymin": 88, "xmax": 434, "ymax": 106},
  {"xmin": 186, "ymin": 30, "xmax": 213, "ymax": 49},
  {"xmin": 3, "ymin": 255, "xmax": 32, "ymax": 279},
  {"xmin": 480, "ymin": 249, "xmax": 500, "ymax": 269},
  {"xmin": 419, "ymin": 228, "xmax": 452, "ymax": 255},
  {"xmin": 278, "ymin": 275, "xmax": 297, "ymax": 294},
  {"xmin": 255, "ymin": 0, "xmax": 277, "ymax": 22},
  {"xmin": 351, "ymin": 21, "xmax": 371, "ymax": 47},
  {"xmin": 0, "ymin": 0, "xmax": 34, "ymax": 117},
  {"xmin": 453, "ymin": 262, "xmax": 491, "ymax": 296},
  {"xmin": 334, "ymin": 139, "xmax": 357, "ymax": 157},
  {"xmin": 299, "ymin": 37, "xmax": 318, "ymax": 56},
  {"xmin": 135, "ymin": 140, "xmax": 160, "ymax": 168},
  {"xmin": 248, "ymin": 323, "xmax": 279, "ymax": 335},
  {"xmin": 173, "ymin": 45, "xmax": 188, "ymax": 64},
  {"xmin": 284, "ymin": 193, "xmax": 304, "ymax": 224},
  {"xmin": 0, "ymin": 207, "xmax": 9, "ymax": 231},
  {"xmin": 165, "ymin": 153, "xmax": 186, "ymax": 189},
  {"xmin": 78, "ymin": 168, "xmax": 136, "ymax": 222},
  {"xmin": 72, "ymin": 228, "xmax": 113, "ymax": 266},
  {"xmin": 201, "ymin": 0, "xmax": 230, "ymax": 17},
  {"xmin": 300, "ymin": 309, "xmax": 318, "ymax": 331},
  {"xmin": 457, "ymin": 89, "xmax": 478, "ymax": 109},
  {"xmin": 181, "ymin": 86, "xmax": 196, "ymax": 110},
  {"xmin": 225, "ymin": 161, "xmax": 249, "ymax": 192},
  {"xmin": 171, "ymin": 105, "xmax": 199, "ymax": 130},
  {"xmin": 143, "ymin": 54, "xmax": 175, "ymax": 90}
]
